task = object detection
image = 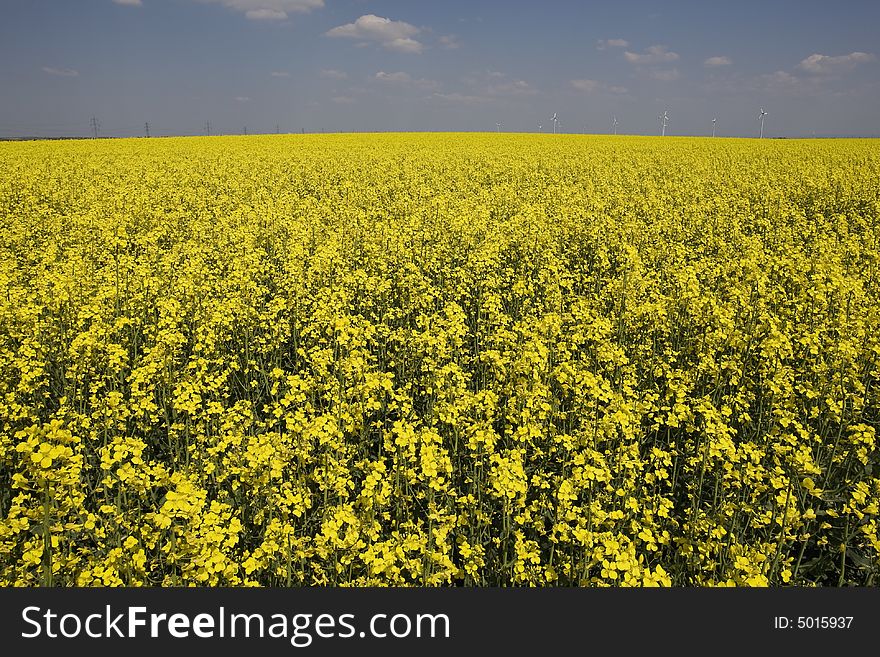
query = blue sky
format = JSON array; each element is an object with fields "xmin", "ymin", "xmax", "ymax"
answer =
[{"xmin": 1, "ymin": 0, "xmax": 878, "ymax": 137}]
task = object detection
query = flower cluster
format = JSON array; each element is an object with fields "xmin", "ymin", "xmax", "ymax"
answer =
[{"xmin": 0, "ymin": 134, "xmax": 878, "ymax": 586}]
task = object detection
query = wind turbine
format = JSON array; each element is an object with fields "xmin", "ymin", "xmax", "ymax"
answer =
[
  {"xmin": 659, "ymin": 110, "xmax": 669, "ymax": 137},
  {"xmin": 496, "ymin": 121, "xmax": 502, "ymax": 133},
  {"xmin": 712, "ymin": 117, "xmax": 717, "ymax": 138},
  {"xmin": 758, "ymin": 107, "xmax": 768, "ymax": 139},
  {"xmin": 537, "ymin": 122, "xmax": 543, "ymax": 132},
  {"xmin": 611, "ymin": 115, "xmax": 619, "ymax": 135},
  {"xmin": 551, "ymin": 112, "xmax": 559, "ymax": 134}
]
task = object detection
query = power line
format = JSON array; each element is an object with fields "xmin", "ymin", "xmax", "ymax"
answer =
[
  {"xmin": 90, "ymin": 116, "xmax": 100, "ymax": 139},
  {"xmin": 145, "ymin": 122, "xmax": 150, "ymax": 138},
  {"xmin": 205, "ymin": 120, "xmax": 211, "ymax": 136}
]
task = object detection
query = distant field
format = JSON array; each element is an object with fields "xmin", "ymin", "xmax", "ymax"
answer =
[{"xmin": 0, "ymin": 134, "xmax": 878, "ymax": 586}]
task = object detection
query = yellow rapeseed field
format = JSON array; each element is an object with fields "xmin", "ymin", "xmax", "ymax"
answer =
[{"xmin": 0, "ymin": 133, "xmax": 878, "ymax": 586}]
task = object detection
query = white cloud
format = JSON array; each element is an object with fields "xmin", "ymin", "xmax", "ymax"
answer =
[
  {"xmin": 767, "ymin": 70, "xmax": 798, "ymax": 84},
  {"xmin": 326, "ymin": 14, "xmax": 424, "ymax": 53},
  {"xmin": 597, "ymin": 38, "xmax": 629, "ymax": 50},
  {"xmin": 385, "ymin": 38, "xmax": 423, "ymax": 54},
  {"xmin": 246, "ymin": 8, "xmax": 286, "ymax": 20},
  {"xmin": 650, "ymin": 68, "xmax": 680, "ymax": 81},
  {"xmin": 461, "ymin": 70, "xmax": 536, "ymax": 98},
  {"xmin": 332, "ymin": 95, "xmax": 355, "ymax": 104},
  {"xmin": 113, "ymin": 0, "xmax": 143, "ymax": 6},
  {"xmin": 42, "ymin": 66, "xmax": 79, "ymax": 77},
  {"xmin": 704, "ymin": 56, "xmax": 732, "ymax": 68},
  {"xmin": 438, "ymin": 35, "xmax": 460, "ymax": 50},
  {"xmin": 234, "ymin": 96, "xmax": 251, "ymax": 102},
  {"xmin": 570, "ymin": 79, "xmax": 599, "ymax": 92},
  {"xmin": 375, "ymin": 71, "xmax": 438, "ymax": 90},
  {"xmin": 624, "ymin": 45, "xmax": 679, "ymax": 65},
  {"xmin": 376, "ymin": 71, "xmax": 412, "ymax": 83},
  {"xmin": 609, "ymin": 85, "xmax": 628, "ymax": 94},
  {"xmin": 194, "ymin": 1, "xmax": 324, "ymax": 21},
  {"xmin": 320, "ymin": 68, "xmax": 347, "ymax": 80},
  {"xmin": 798, "ymin": 51, "xmax": 876, "ymax": 75},
  {"xmin": 326, "ymin": 14, "xmax": 418, "ymax": 40},
  {"xmin": 708, "ymin": 68, "xmax": 822, "ymax": 97},
  {"xmin": 270, "ymin": 70, "xmax": 290, "ymax": 77},
  {"xmin": 752, "ymin": 70, "xmax": 821, "ymax": 95},
  {"xmin": 488, "ymin": 79, "xmax": 536, "ymax": 96},
  {"xmin": 747, "ymin": 54, "xmax": 872, "ymax": 97}
]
